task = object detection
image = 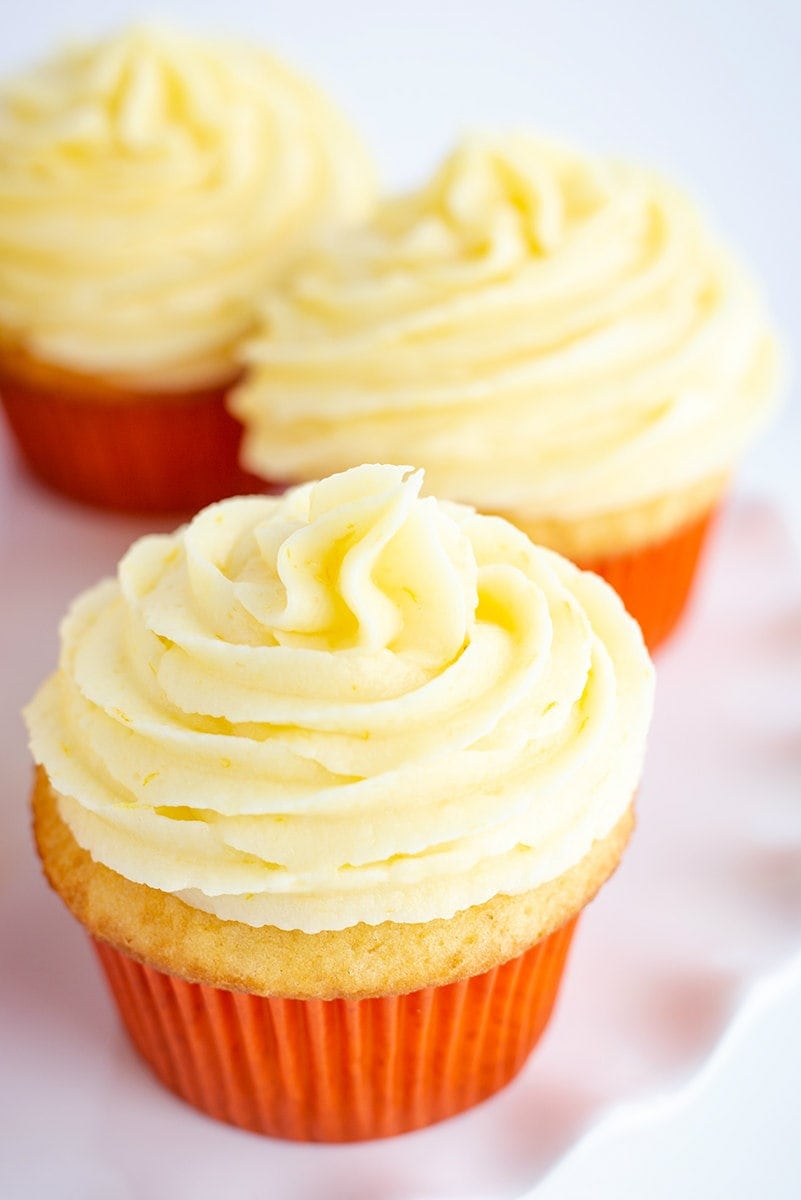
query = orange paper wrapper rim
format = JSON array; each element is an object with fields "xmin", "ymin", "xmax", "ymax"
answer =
[
  {"xmin": 580, "ymin": 507, "xmax": 717, "ymax": 651},
  {"xmin": 0, "ymin": 364, "xmax": 274, "ymax": 514},
  {"xmin": 92, "ymin": 917, "xmax": 577, "ymax": 1142}
]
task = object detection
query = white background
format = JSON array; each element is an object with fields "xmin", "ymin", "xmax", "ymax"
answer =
[{"xmin": 0, "ymin": 3, "xmax": 799, "ymax": 1198}]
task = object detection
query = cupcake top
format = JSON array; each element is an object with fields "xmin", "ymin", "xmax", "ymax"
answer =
[
  {"xmin": 233, "ymin": 133, "xmax": 780, "ymax": 522},
  {"xmin": 0, "ymin": 24, "xmax": 374, "ymax": 390},
  {"xmin": 26, "ymin": 464, "xmax": 653, "ymax": 935}
]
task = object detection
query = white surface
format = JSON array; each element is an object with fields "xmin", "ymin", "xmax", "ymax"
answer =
[
  {"xmin": 535, "ymin": 957, "xmax": 801, "ymax": 1200},
  {"xmin": 1, "ymin": 3, "xmax": 800, "ymax": 1198}
]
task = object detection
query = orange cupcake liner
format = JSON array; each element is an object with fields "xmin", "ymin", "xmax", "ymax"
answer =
[
  {"xmin": 92, "ymin": 916, "xmax": 577, "ymax": 1142},
  {"xmin": 0, "ymin": 363, "xmax": 272, "ymax": 514},
  {"xmin": 580, "ymin": 507, "xmax": 717, "ymax": 651}
]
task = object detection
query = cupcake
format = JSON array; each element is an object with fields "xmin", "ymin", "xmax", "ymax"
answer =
[
  {"xmin": 0, "ymin": 24, "xmax": 374, "ymax": 512},
  {"xmin": 232, "ymin": 133, "xmax": 781, "ymax": 649},
  {"xmin": 25, "ymin": 463, "xmax": 653, "ymax": 1141}
]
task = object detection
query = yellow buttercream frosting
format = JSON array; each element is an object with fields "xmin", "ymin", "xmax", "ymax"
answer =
[
  {"xmin": 25, "ymin": 464, "xmax": 654, "ymax": 933},
  {"xmin": 233, "ymin": 133, "xmax": 780, "ymax": 523},
  {"xmin": 0, "ymin": 25, "xmax": 374, "ymax": 389}
]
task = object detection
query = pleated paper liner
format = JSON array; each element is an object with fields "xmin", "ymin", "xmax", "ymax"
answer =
[
  {"xmin": 0, "ymin": 352, "xmax": 270, "ymax": 514},
  {"xmin": 93, "ymin": 916, "xmax": 577, "ymax": 1142},
  {"xmin": 581, "ymin": 508, "xmax": 717, "ymax": 651}
]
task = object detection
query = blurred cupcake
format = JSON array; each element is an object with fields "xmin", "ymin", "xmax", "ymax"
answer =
[
  {"xmin": 0, "ymin": 24, "xmax": 374, "ymax": 512},
  {"xmin": 233, "ymin": 133, "xmax": 781, "ymax": 648},
  {"xmin": 25, "ymin": 463, "xmax": 653, "ymax": 1141}
]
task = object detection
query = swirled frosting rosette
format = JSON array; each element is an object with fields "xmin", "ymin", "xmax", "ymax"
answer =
[
  {"xmin": 0, "ymin": 24, "xmax": 374, "ymax": 389},
  {"xmin": 233, "ymin": 133, "xmax": 780, "ymax": 521},
  {"xmin": 25, "ymin": 464, "xmax": 654, "ymax": 933}
]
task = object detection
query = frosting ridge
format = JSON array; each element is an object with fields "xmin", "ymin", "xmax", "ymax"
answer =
[
  {"xmin": 25, "ymin": 464, "xmax": 654, "ymax": 932},
  {"xmin": 0, "ymin": 24, "xmax": 374, "ymax": 388},
  {"xmin": 233, "ymin": 133, "xmax": 780, "ymax": 520}
]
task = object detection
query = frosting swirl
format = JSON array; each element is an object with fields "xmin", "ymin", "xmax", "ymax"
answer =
[
  {"xmin": 25, "ymin": 464, "xmax": 654, "ymax": 932},
  {"xmin": 0, "ymin": 25, "xmax": 374, "ymax": 389},
  {"xmin": 233, "ymin": 133, "xmax": 780, "ymax": 520}
]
